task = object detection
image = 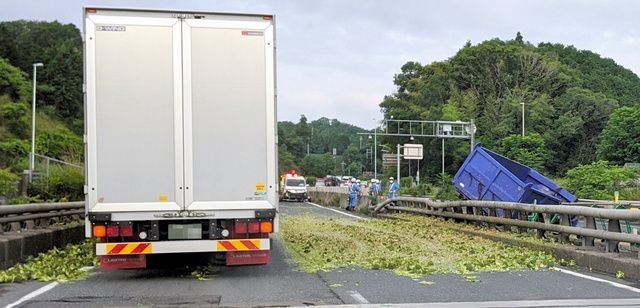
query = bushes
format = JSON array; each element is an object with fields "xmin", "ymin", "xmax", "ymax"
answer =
[
  {"xmin": 0, "ymin": 168, "xmax": 19, "ymax": 198},
  {"xmin": 398, "ymin": 174, "xmax": 460, "ymax": 201},
  {"xmin": 563, "ymin": 161, "xmax": 638, "ymax": 200},
  {"xmin": 28, "ymin": 165, "xmax": 84, "ymax": 202}
]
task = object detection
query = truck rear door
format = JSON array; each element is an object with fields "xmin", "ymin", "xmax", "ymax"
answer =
[
  {"xmin": 85, "ymin": 12, "xmax": 184, "ymax": 213},
  {"xmin": 182, "ymin": 16, "xmax": 276, "ymax": 212}
]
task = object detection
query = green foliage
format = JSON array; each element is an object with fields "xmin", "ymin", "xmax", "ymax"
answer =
[
  {"xmin": 380, "ymin": 35, "xmax": 640, "ymax": 176},
  {"xmin": 0, "ymin": 168, "xmax": 19, "ymax": 197},
  {"xmin": 0, "ymin": 57, "xmax": 30, "ymax": 101},
  {"xmin": 0, "ymin": 239, "xmax": 97, "ymax": 283},
  {"xmin": 499, "ymin": 133, "xmax": 549, "ymax": 172},
  {"xmin": 0, "ymin": 138, "xmax": 28, "ymax": 170},
  {"xmin": 300, "ymin": 154, "xmax": 335, "ymax": 178},
  {"xmin": 306, "ymin": 177, "xmax": 316, "ymax": 187},
  {"xmin": 281, "ymin": 214, "xmax": 556, "ymax": 276},
  {"xmin": 0, "ymin": 20, "xmax": 83, "ymax": 119},
  {"xmin": 596, "ymin": 106, "xmax": 640, "ymax": 165},
  {"xmin": 0, "ymin": 97, "xmax": 29, "ymax": 138},
  {"xmin": 279, "ymin": 117, "xmax": 369, "ymax": 177},
  {"xmin": 398, "ymin": 174, "xmax": 460, "ymax": 201},
  {"xmin": 563, "ymin": 161, "xmax": 638, "ymax": 200},
  {"xmin": 36, "ymin": 130, "xmax": 83, "ymax": 162},
  {"xmin": 28, "ymin": 165, "xmax": 84, "ymax": 202}
]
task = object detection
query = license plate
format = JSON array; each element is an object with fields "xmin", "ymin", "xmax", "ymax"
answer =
[{"xmin": 168, "ymin": 224, "xmax": 201, "ymax": 240}]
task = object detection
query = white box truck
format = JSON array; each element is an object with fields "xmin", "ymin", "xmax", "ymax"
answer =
[{"xmin": 83, "ymin": 7, "xmax": 278, "ymax": 269}]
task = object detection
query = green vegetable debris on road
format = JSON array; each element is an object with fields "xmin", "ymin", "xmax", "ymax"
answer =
[
  {"xmin": 0, "ymin": 240, "xmax": 98, "ymax": 283},
  {"xmin": 281, "ymin": 214, "xmax": 556, "ymax": 277}
]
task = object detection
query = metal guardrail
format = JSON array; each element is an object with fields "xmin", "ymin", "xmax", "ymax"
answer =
[
  {"xmin": 371, "ymin": 197, "xmax": 640, "ymax": 255},
  {"xmin": 0, "ymin": 201, "xmax": 85, "ymax": 233}
]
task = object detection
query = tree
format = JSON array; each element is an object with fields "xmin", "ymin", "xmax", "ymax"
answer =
[
  {"xmin": 498, "ymin": 134, "xmax": 549, "ymax": 172},
  {"xmin": 300, "ymin": 154, "xmax": 335, "ymax": 178},
  {"xmin": 564, "ymin": 161, "xmax": 637, "ymax": 200},
  {"xmin": 597, "ymin": 106, "xmax": 640, "ymax": 165},
  {"xmin": 379, "ymin": 35, "xmax": 640, "ymax": 176},
  {"xmin": 0, "ymin": 20, "xmax": 83, "ymax": 119}
]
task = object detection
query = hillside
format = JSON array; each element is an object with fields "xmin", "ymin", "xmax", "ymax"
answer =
[{"xmin": 380, "ymin": 33, "xmax": 640, "ymax": 176}]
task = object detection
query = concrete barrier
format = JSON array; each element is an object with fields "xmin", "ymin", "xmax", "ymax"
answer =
[
  {"xmin": 308, "ymin": 189, "xmax": 373, "ymax": 211},
  {"xmin": 0, "ymin": 223, "xmax": 85, "ymax": 269}
]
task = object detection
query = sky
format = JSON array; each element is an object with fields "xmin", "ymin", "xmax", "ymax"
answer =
[{"xmin": 1, "ymin": 0, "xmax": 639, "ymax": 130}]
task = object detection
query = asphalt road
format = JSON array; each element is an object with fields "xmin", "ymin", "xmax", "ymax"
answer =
[{"xmin": 2, "ymin": 202, "xmax": 640, "ymax": 307}]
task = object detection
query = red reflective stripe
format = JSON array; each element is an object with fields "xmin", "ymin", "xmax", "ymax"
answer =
[
  {"xmin": 109, "ymin": 244, "xmax": 127, "ymax": 254},
  {"xmin": 220, "ymin": 241, "xmax": 237, "ymax": 251},
  {"xmin": 241, "ymin": 240, "xmax": 258, "ymax": 250},
  {"xmin": 130, "ymin": 243, "xmax": 150, "ymax": 254}
]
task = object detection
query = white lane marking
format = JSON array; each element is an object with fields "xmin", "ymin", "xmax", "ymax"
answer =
[
  {"xmin": 5, "ymin": 281, "xmax": 58, "ymax": 308},
  {"xmin": 346, "ymin": 290, "xmax": 369, "ymax": 304},
  {"xmin": 307, "ymin": 202, "xmax": 366, "ymax": 220},
  {"xmin": 553, "ymin": 266, "xmax": 640, "ymax": 293}
]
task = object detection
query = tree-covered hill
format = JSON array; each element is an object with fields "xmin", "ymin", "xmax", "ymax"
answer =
[
  {"xmin": 380, "ymin": 33, "xmax": 640, "ymax": 176},
  {"xmin": 0, "ymin": 21, "xmax": 83, "ymax": 201}
]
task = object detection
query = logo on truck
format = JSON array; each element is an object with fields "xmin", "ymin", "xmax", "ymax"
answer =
[{"xmin": 96, "ymin": 25, "xmax": 126, "ymax": 32}]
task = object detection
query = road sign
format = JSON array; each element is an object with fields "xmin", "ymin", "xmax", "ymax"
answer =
[
  {"xmin": 382, "ymin": 153, "xmax": 397, "ymax": 168},
  {"xmin": 403, "ymin": 144, "xmax": 423, "ymax": 160}
]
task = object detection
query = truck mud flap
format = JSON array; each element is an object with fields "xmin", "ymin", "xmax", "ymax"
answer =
[
  {"xmin": 100, "ymin": 254, "xmax": 146, "ymax": 270},
  {"xmin": 226, "ymin": 250, "xmax": 270, "ymax": 266}
]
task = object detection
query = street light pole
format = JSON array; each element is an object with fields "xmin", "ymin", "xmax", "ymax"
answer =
[
  {"xmin": 30, "ymin": 63, "xmax": 44, "ymax": 182},
  {"xmin": 373, "ymin": 126, "xmax": 377, "ymax": 180},
  {"xmin": 521, "ymin": 98, "xmax": 525, "ymax": 137}
]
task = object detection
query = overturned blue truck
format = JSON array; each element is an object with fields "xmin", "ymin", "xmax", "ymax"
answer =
[{"xmin": 453, "ymin": 145, "xmax": 577, "ymax": 216}]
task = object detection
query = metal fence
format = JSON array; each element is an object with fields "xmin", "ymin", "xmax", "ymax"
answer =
[
  {"xmin": 0, "ymin": 201, "xmax": 84, "ymax": 233},
  {"xmin": 371, "ymin": 196, "xmax": 640, "ymax": 255}
]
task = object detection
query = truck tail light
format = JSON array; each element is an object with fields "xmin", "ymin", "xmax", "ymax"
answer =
[
  {"xmin": 260, "ymin": 221, "xmax": 273, "ymax": 233},
  {"xmin": 235, "ymin": 222, "xmax": 247, "ymax": 233},
  {"xmin": 120, "ymin": 225, "xmax": 133, "ymax": 237},
  {"xmin": 93, "ymin": 225, "xmax": 106, "ymax": 237},
  {"xmin": 248, "ymin": 221, "xmax": 260, "ymax": 233},
  {"xmin": 106, "ymin": 225, "xmax": 119, "ymax": 237}
]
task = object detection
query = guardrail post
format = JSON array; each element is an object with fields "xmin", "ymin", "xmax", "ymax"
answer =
[
  {"xmin": 472, "ymin": 206, "xmax": 482, "ymax": 227},
  {"xmin": 559, "ymin": 214, "xmax": 571, "ymax": 243},
  {"xmin": 535, "ymin": 213, "xmax": 546, "ymax": 239},
  {"xmin": 517, "ymin": 210, "xmax": 528, "ymax": 233},
  {"xmin": 24, "ymin": 212, "xmax": 35, "ymax": 230},
  {"xmin": 8, "ymin": 214, "xmax": 21, "ymax": 231},
  {"xmin": 606, "ymin": 219, "xmax": 621, "ymax": 253},
  {"xmin": 488, "ymin": 208, "xmax": 496, "ymax": 229},
  {"xmin": 582, "ymin": 216, "xmax": 596, "ymax": 247}
]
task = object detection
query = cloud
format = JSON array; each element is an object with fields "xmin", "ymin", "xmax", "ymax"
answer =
[{"xmin": 1, "ymin": 0, "xmax": 639, "ymax": 129}]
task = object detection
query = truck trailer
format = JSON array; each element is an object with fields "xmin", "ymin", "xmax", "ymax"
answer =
[{"xmin": 83, "ymin": 7, "xmax": 278, "ymax": 269}]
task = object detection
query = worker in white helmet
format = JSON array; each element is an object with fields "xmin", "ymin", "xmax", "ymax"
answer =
[
  {"xmin": 388, "ymin": 177, "xmax": 400, "ymax": 201},
  {"xmin": 347, "ymin": 178, "xmax": 360, "ymax": 211}
]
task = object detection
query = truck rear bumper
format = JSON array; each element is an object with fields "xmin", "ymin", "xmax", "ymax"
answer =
[{"xmin": 96, "ymin": 238, "xmax": 270, "ymax": 255}]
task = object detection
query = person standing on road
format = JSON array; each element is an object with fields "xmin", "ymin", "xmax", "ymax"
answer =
[
  {"xmin": 370, "ymin": 179, "xmax": 382, "ymax": 204},
  {"xmin": 388, "ymin": 177, "xmax": 400, "ymax": 201},
  {"xmin": 348, "ymin": 179, "xmax": 360, "ymax": 211}
]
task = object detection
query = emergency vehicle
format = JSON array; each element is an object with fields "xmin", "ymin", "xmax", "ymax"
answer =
[{"xmin": 279, "ymin": 171, "xmax": 309, "ymax": 202}]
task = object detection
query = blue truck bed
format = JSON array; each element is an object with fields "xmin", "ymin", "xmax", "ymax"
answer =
[{"xmin": 453, "ymin": 144, "xmax": 576, "ymax": 204}]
